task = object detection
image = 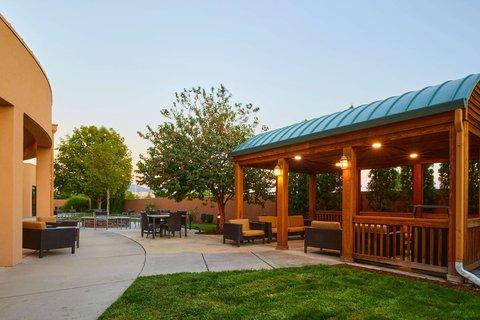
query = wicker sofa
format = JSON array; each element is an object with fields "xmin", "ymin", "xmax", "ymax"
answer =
[
  {"xmin": 23, "ymin": 221, "xmax": 77, "ymax": 258},
  {"xmin": 304, "ymin": 221, "xmax": 342, "ymax": 253},
  {"xmin": 257, "ymin": 215, "xmax": 309, "ymax": 242},
  {"xmin": 37, "ymin": 216, "xmax": 80, "ymax": 248},
  {"xmin": 223, "ymin": 219, "xmax": 266, "ymax": 246}
]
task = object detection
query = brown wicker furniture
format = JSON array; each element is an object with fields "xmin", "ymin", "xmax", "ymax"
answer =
[
  {"xmin": 37, "ymin": 217, "xmax": 80, "ymax": 248},
  {"xmin": 161, "ymin": 213, "xmax": 182, "ymax": 237},
  {"xmin": 304, "ymin": 221, "xmax": 342, "ymax": 253},
  {"xmin": 22, "ymin": 221, "xmax": 77, "ymax": 258},
  {"xmin": 257, "ymin": 215, "xmax": 309, "ymax": 242},
  {"xmin": 223, "ymin": 219, "xmax": 265, "ymax": 246}
]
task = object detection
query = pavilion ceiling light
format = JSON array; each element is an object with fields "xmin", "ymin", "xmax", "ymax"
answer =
[
  {"xmin": 372, "ymin": 142, "xmax": 382, "ymax": 149},
  {"xmin": 273, "ymin": 164, "xmax": 282, "ymax": 176},
  {"xmin": 294, "ymin": 155, "xmax": 302, "ymax": 160},
  {"xmin": 409, "ymin": 153, "xmax": 419, "ymax": 159},
  {"xmin": 336, "ymin": 155, "xmax": 349, "ymax": 170}
]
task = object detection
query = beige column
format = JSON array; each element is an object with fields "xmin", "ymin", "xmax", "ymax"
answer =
[
  {"xmin": 0, "ymin": 106, "xmax": 23, "ymax": 266},
  {"xmin": 276, "ymin": 158, "xmax": 289, "ymax": 250},
  {"xmin": 50, "ymin": 124, "xmax": 58, "ymax": 215},
  {"xmin": 36, "ymin": 146, "xmax": 52, "ymax": 217}
]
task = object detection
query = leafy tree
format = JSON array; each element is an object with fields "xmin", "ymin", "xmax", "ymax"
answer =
[
  {"xmin": 317, "ymin": 173, "xmax": 342, "ymax": 210},
  {"xmin": 423, "ymin": 165, "xmax": 435, "ymax": 205},
  {"xmin": 469, "ymin": 161, "xmax": 479, "ymax": 215},
  {"xmin": 137, "ymin": 85, "xmax": 274, "ymax": 231},
  {"xmin": 366, "ymin": 168, "xmax": 399, "ymax": 211},
  {"xmin": 438, "ymin": 162, "xmax": 450, "ymax": 205},
  {"xmin": 289, "ymin": 173, "xmax": 308, "ymax": 215},
  {"xmin": 55, "ymin": 126, "xmax": 132, "ymax": 213},
  {"xmin": 398, "ymin": 166, "xmax": 412, "ymax": 211}
]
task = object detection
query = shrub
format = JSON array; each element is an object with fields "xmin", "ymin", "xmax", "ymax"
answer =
[
  {"xmin": 62, "ymin": 194, "xmax": 90, "ymax": 212},
  {"xmin": 201, "ymin": 213, "xmax": 213, "ymax": 223},
  {"xmin": 145, "ymin": 203, "xmax": 157, "ymax": 211}
]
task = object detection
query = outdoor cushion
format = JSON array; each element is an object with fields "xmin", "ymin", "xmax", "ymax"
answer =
[
  {"xmin": 288, "ymin": 226, "xmax": 305, "ymax": 233},
  {"xmin": 36, "ymin": 216, "xmax": 57, "ymax": 223},
  {"xmin": 288, "ymin": 215, "xmax": 304, "ymax": 227},
  {"xmin": 23, "ymin": 221, "xmax": 46, "ymax": 230},
  {"xmin": 271, "ymin": 227, "xmax": 277, "ymax": 234},
  {"xmin": 242, "ymin": 230, "xmax": 264, "ymax": 237},
  {"xmin": 229, "ymin": 219, "xmax": 250, "ymax": 231},
  {"xmin": 258, "ymin": 215, "xmax": 277, "ymax": 228},
  {"xmin": 311, "ymin": 221, "xmax": 341, "ymax": 230}
]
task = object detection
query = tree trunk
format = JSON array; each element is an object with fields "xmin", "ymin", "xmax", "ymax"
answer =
[
  {"xmin": 106, "ymin": 188, "xmax": 110, "ymax": 230},
  {"xmin": 97, "ymin": 200, "xmax": 102, "ymax": 210},
  {"xmin": 216, "ymin": 200, "xmax": 226, "ymax": 233}
]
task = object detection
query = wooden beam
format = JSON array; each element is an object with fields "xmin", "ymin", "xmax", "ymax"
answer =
[
  {"xmin": 308, "ymin": 173, "xmax": 317, "ymax": 220},
  {"xmin": 341, "ymin": 147, "xmax": 358, "ymax": 262},
  {"xmin": 276, "ymin": 158, "xmax": 289, "ymax": 250},
  {"xmin": 454, "ymin": 109, "xmax": 468, "ymax": 263},
  {"xmin": 448, "ymin": 126, "xmax": 457, "ymax": 277},
  {"xmin": 234, "ymin": 113, "xmax": 453, "ymax": 164},
  {"xmin": 234, "ymin": 162, "xmax": 244, "ymax": 219},
  {"xmin": 413, "ymin": 163, "xmax": 423, "ymax": 206}
]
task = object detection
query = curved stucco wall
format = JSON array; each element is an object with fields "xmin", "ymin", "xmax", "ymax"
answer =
[{"xmin": 0, "ymin": 14, "xmax": 52, "ymax": 144}]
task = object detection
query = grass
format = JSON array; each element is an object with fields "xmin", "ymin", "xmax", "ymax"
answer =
[
  {"xmin": 100, "ymin": 264, "xmax": 480, "ymax": 320},
  {"xmin": 191, "ymin": 223, "xmax": 217, "ymax": 234}
]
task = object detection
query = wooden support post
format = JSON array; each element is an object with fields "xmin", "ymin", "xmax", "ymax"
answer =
[
  {"xmin": 413, "ymin": 163, "xmax": 423, "ymax": 205},
  {"xmin": 453, "ymin": 109, "xmax": 468, "ymax": 274},
  {"xmin": 276, "ymin": 158, "xmax": 289, "ymax": 250},
  {"xmin": 234, "ymin": 162, "xmax": 244, "ymax": 219},
  {"xmin": 448, "ymin": 126, "xmax": 457, "ymax": 278},
  {"xmin": 308, "ymin": 173, "xmax": 317, "ymax": 220},
  {"xmin": 341, "ymin": 147, "xmax": 357, "ymax": 262}
]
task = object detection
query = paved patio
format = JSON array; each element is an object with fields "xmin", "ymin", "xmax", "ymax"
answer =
[{"xmin": 0, "ymin": 229, "xmax": 144, "ymax": 320}]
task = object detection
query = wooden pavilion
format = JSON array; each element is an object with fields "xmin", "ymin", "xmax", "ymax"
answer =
[{"xmin": 231, "ymin": 74, "xmax": 480, "ymax": 281}]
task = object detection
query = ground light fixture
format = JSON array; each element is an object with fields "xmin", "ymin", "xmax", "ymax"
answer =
[
  {"xmin": 294, "ymin": 155, "xmax": 302, "ymax": 160},
  {"xmin": 409, "ymin": 153, "xmax": 419, "ymax": 159},
  {"xmin": 336, "ymin": 155, "xmax": 349, "ymax": 170},
  {"xmin": 372, "ymin": 142, "xmax": 382, "ymax": 149},
  {"xmin": 273, "ymin": 164, "xmax": 282, "ymax": 176}
]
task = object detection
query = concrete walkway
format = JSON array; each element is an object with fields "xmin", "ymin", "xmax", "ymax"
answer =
[
  {"xmin": 116, "ymin": 229, "xmax": 342, "ymax": 276},
  {"xmin": 0, "ymin": 229, "xmax": 145, "ymax": 320}
]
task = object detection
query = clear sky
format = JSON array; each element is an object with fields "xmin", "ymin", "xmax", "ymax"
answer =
[{"xmin": 2, "ymin": 1, "xmax": 480, "ymax": 179}]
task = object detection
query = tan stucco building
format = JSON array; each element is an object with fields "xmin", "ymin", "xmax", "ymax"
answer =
[{"xmin": 0, "ymin": 14, "xmax": 56, "ymax": 267}]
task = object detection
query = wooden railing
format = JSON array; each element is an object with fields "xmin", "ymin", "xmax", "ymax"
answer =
[
  {"xmin": 465, "ymin": 218, "xmax": 480, "ymax": 270},
  {"xmin": 352, "ymin": 216, "xmax": 449, "ymax": 273},
  {"xmin": 315, "ymin": 211, "xmax": 342, "ymax": 224}
]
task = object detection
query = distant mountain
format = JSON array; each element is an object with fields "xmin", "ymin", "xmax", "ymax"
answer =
[{"xmin": 128, "ymin": 184, "xmax": 152, "ymax": 193}]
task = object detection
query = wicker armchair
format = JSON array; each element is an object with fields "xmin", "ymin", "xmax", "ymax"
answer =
[
  {"xmin": 304, "ymin": 221, "xmax": 342, "ymax": 253},
  {"xmin": 223, "ymin": 219, "xmax": 265, "ymax": 246},
  {"xmin": 23, "ymin": 221, "xmax": 76, "ymax": 258}
]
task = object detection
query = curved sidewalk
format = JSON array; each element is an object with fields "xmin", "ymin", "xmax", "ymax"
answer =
[{"xmin": 0, "ymin": 229, "xmax": 145, "ymax": 320}]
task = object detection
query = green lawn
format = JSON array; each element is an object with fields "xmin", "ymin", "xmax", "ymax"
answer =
[
  {"xmin": 100, "ymin": 265, "xmax": 480, "ymax": 320},
  {"xmin": 191, "ymin": 223, "xmax": 217, "ymax": 234}
]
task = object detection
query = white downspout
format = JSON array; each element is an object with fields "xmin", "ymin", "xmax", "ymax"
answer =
[{"xmin": 455, "ymin": 262, "xmax": 480, "ymax": 286}]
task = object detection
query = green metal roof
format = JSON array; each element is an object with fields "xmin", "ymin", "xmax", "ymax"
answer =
[{"xmin": 232, "ymin": 74, "xmax": 480, "ymax": 156}]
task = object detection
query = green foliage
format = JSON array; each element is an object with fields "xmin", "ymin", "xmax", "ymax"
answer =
[
  {"xmin": 366, "ymin": 168, "xmax": 399, "ymax": 211},
  {"xmin": 201, "ymin": 213, "xmax": 214, "ymax": 223},
  {"xmin": 54, "ymin": 126, "xmax": 132, "ymax": 211},
  {"xmin": 288, "ymin": 173, "xmax": 308, "ymax": 215},
  {"xmin": 100, "ymin": 265, "xmax": 480, "ymax": 320},
  {"xmin": 317, "ymin": 173, "xmax": 342, "ymax": 210},
  {"xmin": 399, "ymin": 166, "xmax": 412, "ymax": 211},
  {"xmin": 438, "ymin": 162, "xmax": 450, "ymax": 205},
  {"xmin": 136, "ymin": 85, "xmax": 274, "ymax": 225},
  {"xmin": 423, "ymin": 165, "xmax": 435, "ymax": 205},
  {"xmin": 62, "ymin": 194, "xmax": 90, "ymax": 212},
  {"xmin": 145, "ymin": 203, "xmax": 157, "ymax": 211},
  {"xmin": 469, "ymin": 161, "xmax": 479, "ymax": 215}
]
